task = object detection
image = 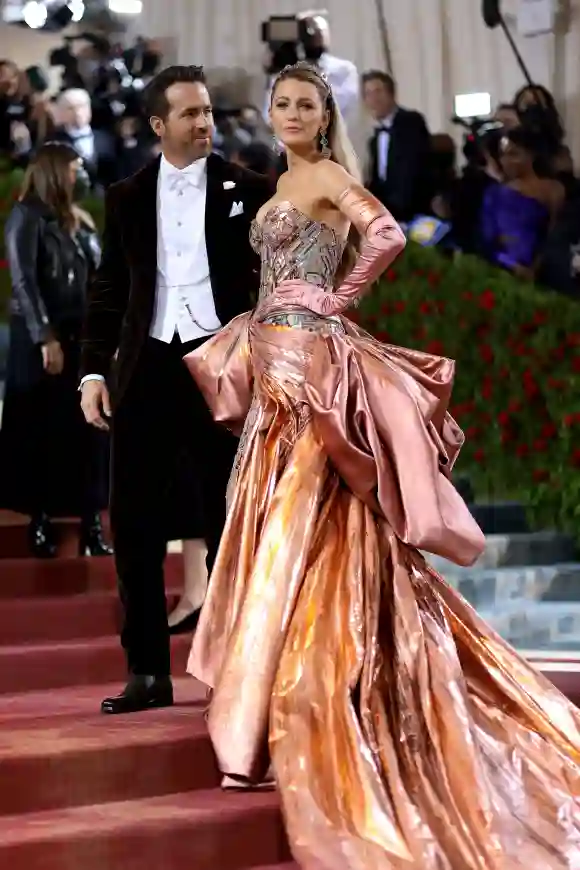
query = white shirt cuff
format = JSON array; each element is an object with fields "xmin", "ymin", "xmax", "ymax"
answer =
[{"xmin": 79, "ymin": 374, "xmax": 105, "ymax": 389}]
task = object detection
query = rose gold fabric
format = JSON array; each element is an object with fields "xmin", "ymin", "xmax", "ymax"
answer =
[
  {"xmin": 184, "ymin": 312, "xmax": 253, "ymax": 436},
  {"xmin": 184, "ymin": 316, "xmax": 483, "ymax": 565},
  {"xmin": 184, "ymin": 204, "xmax": 580, "ymax": 869},
  {"xmin": 258, "ymin": 185, "xmax": 407, "ymax": 317}
]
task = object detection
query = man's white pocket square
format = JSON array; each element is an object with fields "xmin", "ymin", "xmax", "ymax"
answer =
[
  {"xmin": 223, "ymin": 180, "xmax": 236, "ymax": 190},
  {"xmin": 229, "ymin": 201, "xmax": 244, "ymax": 217}
]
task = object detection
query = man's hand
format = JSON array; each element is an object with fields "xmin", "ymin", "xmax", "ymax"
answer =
[
  {"xmin": 81, "ymin": 380, "xmax": 111, "ymax": 431},
  {"xmin": 41, "ymin": 340, "xmax": 64, "ymax": 375}
]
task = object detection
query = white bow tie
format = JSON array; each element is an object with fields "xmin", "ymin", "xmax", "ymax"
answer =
[{"xmin": 167, "ymin": 170, "xmax": 200, "ymax": 192}]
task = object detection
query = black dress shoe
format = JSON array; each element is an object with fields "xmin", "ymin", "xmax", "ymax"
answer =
[
  {"xmin": 168, "ymin": 606, "xmax": 202, "ymax": 636},
  {"xmin": 101, "ymin": 675, "xmax": 174, "ymax": 715},
  {"xmin": 79, "ymin": 512, "xmax": 114, "ymax": 557},
  {"xmin": 28, "ymin": 513, "xmax": 57, "ymax": 558}
]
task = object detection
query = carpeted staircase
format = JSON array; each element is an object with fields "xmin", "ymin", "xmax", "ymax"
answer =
[
  {"xmin": 1, "ymin": 502, "xmax": 579, "ymax": 870},
  {"xmin": 431, "ymin": 501, "xmax": 580, "ymax": 662},
  {"xmin": 0, "ymin": 511, "xmax": 296, "ymax": 870}
]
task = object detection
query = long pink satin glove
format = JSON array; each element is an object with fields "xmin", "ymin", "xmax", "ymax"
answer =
[{"xmin": 271, "ymin": 184, "xmax": 406, "ymax": 317}]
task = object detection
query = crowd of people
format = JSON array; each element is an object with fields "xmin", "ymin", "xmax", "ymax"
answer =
[
  {"xmin": 1, "ymin": 38, "xmax": 578, "ymax": 299},
  {"xmin": 362, "ymin": 72, "xmax": 580, "ymax": 298},
  {"xmin": 0, "ymin": 23, "xmax": 579, "ymax": 559}
]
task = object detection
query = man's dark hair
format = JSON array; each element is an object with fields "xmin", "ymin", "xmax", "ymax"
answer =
[
  {"xmin": 144, "ymin": 65, "xmax": 206, "ymax": 120},
  {"xmin": 361, "ymin": 70, "xmax": 396, "ymax": 95}
]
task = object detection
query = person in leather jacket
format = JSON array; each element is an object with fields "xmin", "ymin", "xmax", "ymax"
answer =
[{"xmin": 0, "ymin": 141, "xmax": 112, "ymax": 557}]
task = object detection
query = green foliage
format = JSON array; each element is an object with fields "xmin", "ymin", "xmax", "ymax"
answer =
[{"xmin": 350, "ymin": 245, "xmax": 580, "ymax": 531}]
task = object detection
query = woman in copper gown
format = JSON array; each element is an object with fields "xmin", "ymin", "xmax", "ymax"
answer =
[{"xmin": 184, "ymin": 62, "xmax": 580, "ymax": 869}]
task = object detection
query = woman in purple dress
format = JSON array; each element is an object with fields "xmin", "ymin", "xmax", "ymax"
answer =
[{"xmin": 480, "ymin": 128, "xmax": 564, "ymax": 280}]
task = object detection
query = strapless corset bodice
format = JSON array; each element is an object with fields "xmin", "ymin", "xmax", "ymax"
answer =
[{"xmin": 250, "ymin": 201, "xmax": 345, "ymax": 302}]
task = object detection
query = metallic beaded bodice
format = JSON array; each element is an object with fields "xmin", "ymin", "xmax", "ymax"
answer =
[{"xmin": 250, "ymin": 201, "xmax": 345, "ymax": 332}]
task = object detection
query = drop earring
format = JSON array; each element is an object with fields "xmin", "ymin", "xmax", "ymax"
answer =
[{"xmin": 319, "ymin": 129, "xmax": 331, "ymax": 158}]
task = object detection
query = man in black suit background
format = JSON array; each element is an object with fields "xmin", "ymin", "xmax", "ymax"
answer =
[
  {"xmin": 80, "ymin": 65, "xmax": 272, "ymax": 714},
  {"xmin": 51, "ymin": 88, "xmax": 118, "ymax": 190},
  {"xmin": 362, "ymin": 70, "xmax": 432, "ymax": 222}
]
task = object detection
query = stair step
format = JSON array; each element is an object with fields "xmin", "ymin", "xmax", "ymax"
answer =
[
  {"xmin": 517, "ymin": 653, "xmax": 580, "ymax": 706},
  {"xmin": 432, "ymin": 562, "xmax": 580, "ymax": 608},
  {"xmin": 0, "ymin": 788, "xmax": 289, "ymax": 870},
  {"xmin": 0, "ymin": 635, "xmax": 191, "ymax": 694},
  {"xmin": 430, "ymin": 530, "xmax": 576, "ymax": 571},
  {"xmin": 254, "ymin": 865, "xmax": 298, "ymax": 869},
  {"xmin": 481, "ymin": 601, "xmax": 580, "ymax": 652},
  {"xmin": 468, "ymin": 502, "xmax": 529, "ymax": 535},
  {"xmin": 0, "ymin": 554, "xmax": 184, "ymax": 598},
  {"xmin": 0, "ymin": 679, "xmax": 214, "ymax": 815},
  {"xmin": 0, "ymin": 512, "xmax": 105, "ymax": 559},
  {"xmin": 0, "ymin": 679, "xmax": 206, "ymax": 724},
  {"xmin": 529, "ymin": 654, "xmax": 580, "ymax": 690},
  {"xmin": 0, "ymin": 590, "xmax": 181, "ymax": 645}
]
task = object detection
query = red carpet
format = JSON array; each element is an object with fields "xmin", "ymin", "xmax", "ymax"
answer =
[
  {"xmin": 2, "ymin": 511, "xmax": 579, "ymax": 869},
  {"xmin": 0, "ymin": 511, "xmax": 294, "ymax": 869}
]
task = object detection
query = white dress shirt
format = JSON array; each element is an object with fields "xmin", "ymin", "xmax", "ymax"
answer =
[
  {"xmin": 80, "ymin": 154, "xmax": 221, "ymax": 387},
  {"xmin": 151, "ymin": 154, "xmax": 221, "ymax": 343},
  {"xmin": 66, "ymin": 124, "xmax": 95, "ymax": 163},
  {"xmin": 374, "ymin": 109, "xmax": 398, "ymax": 181}
]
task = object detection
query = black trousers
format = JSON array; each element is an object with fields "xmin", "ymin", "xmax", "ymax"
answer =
[{"xmin": 110, "ymin": 334, "xmax": 237, "ymax": 676}]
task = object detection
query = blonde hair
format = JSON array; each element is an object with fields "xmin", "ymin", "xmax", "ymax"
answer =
[{"xmin": 272, "ymin": 62, "xmax": 361, "ymax": 279}]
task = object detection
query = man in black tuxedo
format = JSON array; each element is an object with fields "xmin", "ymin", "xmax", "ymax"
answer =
[
  {"xmin": 80, "ymin": 65, "xmax": 272, "ymax": 714},
  {"xmin": 362, "ymin": 70, "xmax": 432, "ymax": 222}
]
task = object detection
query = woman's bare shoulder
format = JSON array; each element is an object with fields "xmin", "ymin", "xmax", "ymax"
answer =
[{"xmin": 313, "ymin": 160, "xmax": 353, "ymax": 188}]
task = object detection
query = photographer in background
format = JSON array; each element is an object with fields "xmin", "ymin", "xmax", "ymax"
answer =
[
  {"xmin": 51, "ymin": 88, "xmax": 117, "ymax": 190},
  {"xmin": 262, "ymin": 11, "xmax": 359, "ymax": 128},
  {"xmin": 115, "ymin": 114, "xmax": 156, "ymax": 180},
  {"xmin": 0, "ymin": 60, "xmax": 33, "ymax": 159},
  {"xmin": 0, "ymin": 61, "xmax": 55, "ymax": 165},
  {"xmin": 438, "ymin": 122, "xmax": 504, "ymax": 254},
  {"xmin": 45, "ymin": 32, "xmax": 162, "ymax": 185}
]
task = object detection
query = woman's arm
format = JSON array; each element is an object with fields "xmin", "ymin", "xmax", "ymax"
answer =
[
  {"xmin": 5, "ymin": 204, "xmax": 54, "ymax": 345},
  {"xmin": 274, "ymin": 163, "xmax": 406, "ymax": 317},
  {"xmin": 329, "ymin": 179, "xmax": 407, "ymax": 308}
]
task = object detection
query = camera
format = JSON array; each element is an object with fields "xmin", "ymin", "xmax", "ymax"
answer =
[
  {"xmin": 48, "ymin": 32, "xmax": 111, "ymax": 91},
  {"xmin": 49, "ymin": 33, "xmax": 161, "ymax": 128},
  {"xmin": 453, "ymin": 117, "xmax": 504, "ymax": 168},
  {"xmin": 261, "ymin": 11, "xmax": 328, "ymax": 74}
]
